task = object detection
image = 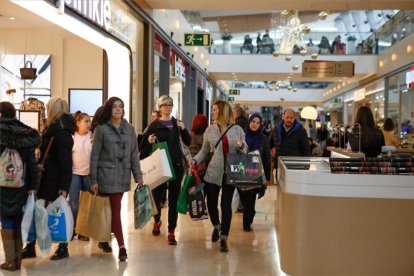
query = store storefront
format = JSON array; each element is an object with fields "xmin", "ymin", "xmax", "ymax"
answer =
[
  {"xmin": 386, "ymin": 63, "xmax": 414, "ymax": 137},
  {"xmin": 0, "ymin": 0, "xmax": 145, "ymax": 129}
]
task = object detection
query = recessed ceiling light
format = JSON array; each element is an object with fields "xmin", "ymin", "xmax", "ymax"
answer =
[
  {"xmin": 231, "ymin": 72, "xmax": 236, "ymax": 75},
  {"xmin": 9, "ymin": 17, "xmax": 15, "ymax": 20}
]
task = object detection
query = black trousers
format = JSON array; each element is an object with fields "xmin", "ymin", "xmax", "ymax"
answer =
[
  {"xmin": 237, "ymin": 188, "xmax": 257, "ymax": 228},
  {"xmin": 204, "ymin": 179, "xmax": 236, "ymax": 237},
  {"xmin": 152, "ymin": 163, "xmax": 184, "ymax": 232}
]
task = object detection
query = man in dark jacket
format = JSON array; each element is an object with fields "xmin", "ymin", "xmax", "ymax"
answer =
[{"xmin": 270, "ymin": 108, "xmax": 310, "ymax": 162}]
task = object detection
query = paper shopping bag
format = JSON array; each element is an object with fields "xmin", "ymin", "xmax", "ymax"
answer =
[
  {"xmin": 134, "ymin": 185, "xmax": 152, "ymax": 229},
  {"xmin": 76, "ymin": 191, "xmax": 112, "ymax": 241},
  {"xmin": 140, "ymin": 148, "xmax": 173, "ymax": 190},
  {"xmin": 152, "ymin": 141, "xmax": 176, "ymax": 180}
]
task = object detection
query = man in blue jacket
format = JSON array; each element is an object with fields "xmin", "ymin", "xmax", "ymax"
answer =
[{"xmin": 270, "ymin": 108, "xmax": 310, "ymax": 160}]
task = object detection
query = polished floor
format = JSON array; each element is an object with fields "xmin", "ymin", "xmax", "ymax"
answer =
[{"xmin": 0, "ymin": 186, "xmax": 285, "ymax": 276}]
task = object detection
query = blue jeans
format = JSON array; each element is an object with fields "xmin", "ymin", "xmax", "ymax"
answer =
[{"xmin": 69, "ymin": 174, "xmax": 90, "ymax": 227}]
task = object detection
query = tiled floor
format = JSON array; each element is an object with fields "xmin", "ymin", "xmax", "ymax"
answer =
[{"xmin": 0, "ymin": 186, "xmax": 285, "ymax": 276}]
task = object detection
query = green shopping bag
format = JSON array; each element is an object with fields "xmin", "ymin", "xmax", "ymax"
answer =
[
  {"xmin": 152, "ymin": 141, "xmax": 176, "ymax": 180},
  {"xmin": 177, "ymin": 170, "xmax": 194, "ymax": 214}
]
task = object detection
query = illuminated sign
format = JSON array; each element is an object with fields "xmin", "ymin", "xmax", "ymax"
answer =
[{"xmin": 63, "ymin": 0, "xmax": 111, "ymax": 31}]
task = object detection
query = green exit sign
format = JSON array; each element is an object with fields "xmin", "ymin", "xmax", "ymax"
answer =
[
  {"xmin": 184, "ymin": 33, "xmax": 211, "ymax": 46},
  {"xmin": 229, "ymin": 89, "xmax": 240, "ymax": 95},
  {"xmin": 227, "ymin": 96, "xmax": 235, "ymax": 101}
]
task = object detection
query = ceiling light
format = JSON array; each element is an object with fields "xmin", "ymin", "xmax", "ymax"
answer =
[
  {"xmin": 9, "ymin": 17, "xmax": 15, "ymax": 20},
  {"xmin": 285, "ymin": 55, "xmax": 292, "ymax": 61},
  {"xmin": 391, "ymin": 54, "xmax": 397, "ymax": 61},
  {"xmin": 232, "ymin": 72, "xmax": 236, "ymax": 75},
  {"xmin": 407, "ymin": 45, "xmax": 413, "ymax": 54}
]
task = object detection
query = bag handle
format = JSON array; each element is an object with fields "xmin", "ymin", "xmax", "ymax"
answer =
[
  {"xmin": 39, "ymin": 137, "xmax": 54, "ymax": 166},
  {"xmin": 25, "ymin": 61, "xmax": 33, "ymax": 68},
  {"xmin": 214, "ymin": 124, "xmax": 235, "ymax": 149}
]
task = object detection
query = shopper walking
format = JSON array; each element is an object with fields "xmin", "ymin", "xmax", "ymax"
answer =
[
  {"xmin": 90, "ymin": 97, "xmax": 143, "ymax": 261},
  {"xmin": 192, "ymin": 100, "xmax": 247, "ymax": 252},
  {"xmin": 69, "ymin": 112, "xmax": 92, "ymax": 241},
  {"xmin": 0, "ymin": 102, "xmax": 40, "ymax": 271},
  {"xmin": 270, "ymin": 108, "xmax": 310, "ymax": 161},
  {"xmin": 21, "ymin": 97, "xmax": 75, "ymax": 261},
  {"xmin": 239, "ymin": 113, "xmax": 270, "ymax": 231},
  {"xmin": 140, "ymin": 95, "xmax": 191, "ymax": 245}
]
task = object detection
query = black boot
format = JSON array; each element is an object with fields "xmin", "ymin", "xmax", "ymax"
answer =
[
  {"xmin": 118, "ymin": 247, "xmax": 127, "ymax": 262},
  {"xmin": 21, "ymin": 240, "xmax": 36, "ymax": 259},
  {"xmin": 50, "ymin": 243, "xmax": 69, "ymax": 261},
  {"xmin": 98, "ymin": 242, "xmax": 112, "ymax": 253},
  {"xmin": 220, "ymin": 240, "xmax": 229, "ymax": 253}
]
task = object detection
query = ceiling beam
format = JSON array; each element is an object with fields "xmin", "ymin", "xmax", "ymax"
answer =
[{"xmin": 143, "ymin": 0, "xmax": 414, "ymax": 10}]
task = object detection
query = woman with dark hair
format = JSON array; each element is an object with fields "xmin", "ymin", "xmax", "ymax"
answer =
[
  {"xmin": 383, "ymin": 118, "xmax": 400, "ymax": 147},
  {"xmin": 90, "ymin": 97, "xmax": 143, "ymax": 261},
  {"xmin": 90, "ymin": 106, "xmax": 104, "ymax": 133},
  {"xmin": 352, "ymin": 106, "xmax": 385, "ymax": 157},
  {"xmin": 140, "ymin": 95, "xmax": 191, "ymax": 245},
  {"xmin": 240, "ymin": 113, "xmax": 270, "ymax": 232},
  {"xmin": 0, "ymin": 102, "xmax": 40, "ymax": 271}
]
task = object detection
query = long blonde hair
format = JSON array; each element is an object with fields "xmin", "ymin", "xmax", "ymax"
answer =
[
  {"xmin": 213, "ymin": 100, "xmax": 234, "ymax": 126},
  {"xmin": 46, "ymin": 97, "xmax": 69, "ymax": 127}
]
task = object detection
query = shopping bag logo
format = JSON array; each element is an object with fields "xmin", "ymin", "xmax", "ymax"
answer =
[{"xmin": 48, "ymin": 211, "xmax": 67, "ymax": 242}]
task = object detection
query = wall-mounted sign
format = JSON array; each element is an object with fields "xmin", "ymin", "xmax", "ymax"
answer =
[
  {"xmin": 406, "ymin": 66, "xmax": 414, "ymax": 89},
  {"xmin": 184, "ymin": 33, "xmax": 211, "ymax": 46},
  {"xmin": 302, "ymin": 61, "xmax": 354, "ymax": 78},
  {"xmin": 63, "ymin": 0, "xmax": 111, "ymax": 31},
  {"xmin": 229, "ymin": 89, "xmax": 240, "ymax": 95},
  {"xmin": 227, "ymin": 96, "xmax": 235, "ymax": 102},
  {"xmin": 354, "ymin": 88, "xmax": 366, "ymax": 101}
]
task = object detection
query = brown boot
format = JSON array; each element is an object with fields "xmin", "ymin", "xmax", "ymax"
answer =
[
  {"xmin": 0, "ymin": 229, "xmax": 17, "ymax": 271},
  {"xmin": 14, "ymin": 229, "xmax": 22, "ymax": 270}
]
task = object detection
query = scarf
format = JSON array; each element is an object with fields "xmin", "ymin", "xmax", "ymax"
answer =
[{"xmin": 245, "ymin": 113, "xmax": 263, "ymax": 151}]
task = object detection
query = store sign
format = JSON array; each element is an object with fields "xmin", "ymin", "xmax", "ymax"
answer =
[
  {"xmin": 229, "ymin": 89, "xmax": 240, "ymax": 95},
  {"xmin": 406, "ymin": 66, "xmax": 414, "ymax": 88},
  {"xmin": 354, "ymin": 88, "xmax": 366, "ymax": 101},
  {"xmin": 184, "ymin": 34, "xmax": 211, "ymax": 46},
  {"xmin": 64, "ymin": 0, "xmax": 111, "ymax": 31},
  {"xmin": 173, "ymin": 56, "xmax": 186, "ymax": 82},
  {"xmin": 302, "ymin": 61, "xmax": 354, "ymax": 78}
]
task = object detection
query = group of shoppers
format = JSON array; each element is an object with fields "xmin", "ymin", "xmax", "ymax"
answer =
[{"xmin": 1, "ymin": 92, "xmax": 394, "ymax": 271}]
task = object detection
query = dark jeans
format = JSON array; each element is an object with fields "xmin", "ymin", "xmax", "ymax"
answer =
[
  {"xmin": 237, "ymin": 188, "xmax": 257, "ymax": 228},
  {"xmin": 152, "ymin": 163, "xmax": 184, "ymax": 232},
  {"xmin": 204, "ymin": 180, "xmax": 236, "ymax": 237}
]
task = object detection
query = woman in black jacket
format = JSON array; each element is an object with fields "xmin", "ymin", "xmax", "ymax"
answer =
[
  {"xmin": 139, "ymin": 95, "xmax": 191, "ymax": 245},
  {"xmin": 21, "ymin": 97, "xmax": 75, "ymax": 261},
  {"xmin": 240, "ymin": 113, "xmax": 270, "ymax": 231},
  {"xmin": 0, "ymin": 102, "xmax": 40, "ymax": 271}
]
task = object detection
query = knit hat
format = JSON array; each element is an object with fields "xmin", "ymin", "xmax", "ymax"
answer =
[{"xmin": 157, "ymin": 95, "xmax": 173, "ymax": 107}]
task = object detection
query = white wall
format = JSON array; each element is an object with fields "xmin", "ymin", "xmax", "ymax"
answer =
[{"xmin": 63, "ymin": 38, "xmax": 103, "ymax": 98}]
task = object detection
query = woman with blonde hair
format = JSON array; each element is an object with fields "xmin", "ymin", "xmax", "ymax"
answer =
[
  {"xmin": 192, "ymin": 100, "xmax": 247, "ymax": 252},
  {"xmin": 21, "ymin": 97, "xmax": 75, "ymax": 261}
]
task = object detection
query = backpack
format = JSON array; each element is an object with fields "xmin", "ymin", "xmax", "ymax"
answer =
[{"xmin": 0, "ymin": 148, "xmax": 25, "ymax": 188}]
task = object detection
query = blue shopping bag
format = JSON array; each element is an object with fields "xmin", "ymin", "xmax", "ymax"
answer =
[{"xmin": 46, "ymin": 196, "xmax": 74, "ymax": 243}]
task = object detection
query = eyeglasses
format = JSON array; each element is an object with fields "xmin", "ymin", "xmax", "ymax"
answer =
[{"xmin": 160, "ymin": 104, "xmax": 173, "ymax": 108}]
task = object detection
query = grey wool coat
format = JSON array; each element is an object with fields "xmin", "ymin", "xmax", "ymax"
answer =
[
  {"xmin": 90, "ymin": 119, "xmax": 142, "ymax": 193},
  {"xmin": 193, "ymin": 124, "xmax": 247, "ymax": 186}
]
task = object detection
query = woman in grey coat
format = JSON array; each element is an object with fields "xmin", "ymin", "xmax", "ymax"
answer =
[
  {"xmin": 90, "ymin": 97, "xmax": 143, "ymax": 261},
  {"xmin": 192, "ymin": 100, "xmax": 247, "ymax": 252}
]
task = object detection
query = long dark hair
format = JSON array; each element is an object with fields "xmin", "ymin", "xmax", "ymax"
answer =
[
  {"xmin": 91, "ymin": 106, "xmax": 104, "ymax": 132},
  {"xmin": 383, "ymin": 118, "xmax": 394, "ymax": 131},
  {"xmin": 354, "ymin": 106, "xmax": 376, "ymax": 129},
  {"xmin": 95, "ymin": 97, "xmax": 125, "ymax": 126}
]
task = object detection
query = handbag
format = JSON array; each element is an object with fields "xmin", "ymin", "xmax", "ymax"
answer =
[
  {"xmin": 76, "ymin": 191, "xmax": 112, "ymax": 241},
  {"xmin": 20, "ymin": 61, "xmax": 37, "ymax": 80}
]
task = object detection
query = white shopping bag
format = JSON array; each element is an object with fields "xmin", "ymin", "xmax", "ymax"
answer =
[
  {"xmin": 140, "ymin": 148, "xmax": 173, "ymax": 190},
  {"xmin": 231, "ymin": 189, "xmax": 240, "ymax": 213},
  {"xmin": 21, "ymin": 193, "xmax": 35, "ymax": 244},
  {"xmin": 35, "ymin": 200, "xmax": 52, "ymax": 256},
  {"xmin": 46, "ymin": 196, "xmax": 74, "ymax": 243}
]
